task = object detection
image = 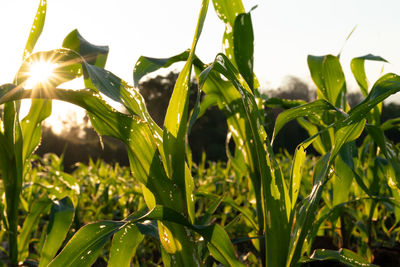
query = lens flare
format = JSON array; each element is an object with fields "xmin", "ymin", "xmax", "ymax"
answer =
[{"xmin": 24, "ymin": 60, "xmax": 58, "ymax": 89}]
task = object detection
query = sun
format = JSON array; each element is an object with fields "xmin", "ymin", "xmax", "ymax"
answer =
[{"xmin": 24, "ymin": 60, "xmax": 58, "ymax": 89}]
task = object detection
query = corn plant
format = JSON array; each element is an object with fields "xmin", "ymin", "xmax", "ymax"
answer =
[
  {"xmin": 1, "ymin": 0, "xmax": 400, "ymax": 266},
  {"xmin": 133, "ymin": 1, "xmax": 400, "ymax": 266},
  {"xmin": 1, "ymin": 0, "xmax": 244, "ymax": 266}
]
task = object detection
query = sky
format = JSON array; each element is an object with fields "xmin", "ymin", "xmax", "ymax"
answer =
[{"xmin": 1, "ymin": 0, "xmax": 400, "ymax": 130}]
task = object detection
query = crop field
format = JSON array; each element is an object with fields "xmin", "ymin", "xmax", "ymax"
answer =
[{"xmin": 1, "ymin": 0, "xmax": 400, "ymax": 266}]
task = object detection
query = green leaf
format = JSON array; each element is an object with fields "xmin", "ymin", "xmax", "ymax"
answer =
[
  {"xmin": 62, "ymin": 29, "xmax": 109, "ymax": 68},
  {"xmin": 163, "ymin": 0, "xmax": 209, "ymax": 224},
  {"xmin": 233, "ymin": 12, "xmax": 254, "ymax": 90},
  {"xmin": 290, "ymin": 145, "xmax": 306, "ymax": 210},
  {"xmin": 307, "ymin": 248, "xmax": 377, "ymax": 267},
  {"xmin": 18, "ymin": 198, "xmax": 52, "ymax": 261},
  {"xmin": 211, "ymin": 0, "xmax": 245, "ymax": 66},
  {"xmin": 272, "ymin": 99, "xmax": 344, "ymax": 142},
  {"xmin": 199, "ymin": 53, "xmax": 290, "ymax": 267},
  {"xmin": 331, "ymin": 120, "xmax": 365, "ymax": 160},
  {"xmin": 323, "ymin": 55, "xmax": 346, "ymax": 107},
  {"xmin": 381, "ymin": 117, "xmax": 400, "ymax": 131},
  {"xmin": 351, "ymin": 54, "xmax": 388, "ymax": 97},
  {"xmin": 20, "ymin": 99, "xmax": 51, "ymax": 162},
  {"xmin": 308, "ymin": 55, "xmax": 325, "ymax": 98},
  {"xmin": 1, "ymin": 101, "xmax": 24, "ymax": 265},
  {"xmin": 196, "ymin": 192, "xmax": 258, "ymax": 230},
  {"xmin": 48, "ymin": 221, "xmax": 124, "ymax": 267},
  {"xmin": 308, "ymin": 55, "xmax": 346, "ymax": 107},
  {"xmin": 15, "ymin": 49, "xmax": 84, "ymax": 88},
  {"xmin": 39, "ymin": 197, "xmax": 75, "ymax": 267},
  {"xmin": 22, "ymin": 0, "xmax": 47, "ymax": 60},
  {"xmin": 126, "ymin": 205, "xmax": 245, "ymax": 266},
  {"xmin": 108, "ymin": 222, "xmax": 144, "ymax": 267},
  {"xmin": 342, "ymin": 73, "xmax": 400, "ymax": 128},
  {"xmin": 287, "ymin": 152, "xmax": 331, "ymax": 267},
  {"xmin": 133, "ymin": 50, "xmax": 190, "ymax": 87},
  {"xmin": 366, "ymin": 124, "xmax": 400, "ymax": 185},
  {"xmin": 263, "ymin": 97, "xmax": 307, "ymax": 109},
  {"xmin": 332, "ymin": 156, "xmax": 354, "ymax": 205}
]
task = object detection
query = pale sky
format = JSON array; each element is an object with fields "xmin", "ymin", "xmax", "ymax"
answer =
[{"xmin": 1, "ymin": 0, "xmax": 400, "ymax": 131}]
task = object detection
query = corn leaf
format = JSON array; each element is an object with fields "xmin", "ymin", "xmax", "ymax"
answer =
[
  {"xmin": 290, "ymin": 145, "xmax": 306, "ymax": 210},
  {"xmin": 366, "ymin": 124, "xmax": 400, "ymax": 185},
  {"xmin": 233, "ymin": 12, "xmax": 254, "ymax": 90},
  {"xmin": 48, "ymin": 221, "xmax": 124, "ymax": 267},
  {"xmin": 351, "ymin": 54, "xmax": 388, "ymax": 97},
  {"xmin": 134, "ymin": 50, "xmax": 190, "ymax": 86},
  {"xmin": 39, "ymin": 197, "xmax": 75, "ymax": 267},
  {"xmin": 1, "ymin": 101, "xmax": 24, "ymax": 264},
  {"xmin": 308, "ymin": 55, "xmax": 346, "ymax": 107},
  {"xmin": 22, "ymin": 0, "xmax": 47, "ymax": 60},
  {"xmin": 126, "ymin": 205, "xmax": 245, "ymax": 266},
  {"xmin": 332, "ymin": 156, "xmax": 354, "ymax": 206},
  {"xmin": 211, "ymin": 0, "xmax": 245, "ymax": 67},
  {"xmin": 108, "ymin": 222, "xmax": 144, "ymax": 267},
  {"xmin": 199, "ymin": 53, "xmax": 290, "ymax": 267},
  {"xmin": 306, "ymin": 248, "xmax": 377, "ymax": 267},
  {"xmin": 340, "ymin": 73, "xmax": 400, "ymax": 127},
  {"xmin": 272, "ymin": 99, "xmax": 344, "ymax": 142},
  {"xmin": 287, "ymin": 152, "xmax": 331, "ymax": 267},
  {"xmin": 162, "ymin": 0, "xmax": 209, "ymax": 223},
  {"xmin": 196, "ymin": 192, "xmax": 258, "ymax": 230},
  {"xmin": 18, "ymin": 197, "xmax": 52, "ymax": 262},
  {"xmin": 62, "ymin": 29, "xmax": 108, "ymax": 68}
]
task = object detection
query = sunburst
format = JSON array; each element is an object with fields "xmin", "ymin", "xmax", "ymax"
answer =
[{"xmin": 24, "ymin": 59, "xmax": 59, "ymax": 89}]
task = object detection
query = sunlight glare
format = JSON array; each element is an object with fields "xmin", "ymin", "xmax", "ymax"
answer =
[{"xmin": 25, "ymin": 60, "xmax": 58, "ymax": 89}]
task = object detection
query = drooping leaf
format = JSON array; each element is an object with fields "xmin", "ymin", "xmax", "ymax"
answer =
[
  {"xmin": 133, "ymin": 51, "xmax": 189, "ymax": 87},
  {"xmin": 62, "ymin": 29, "xmax": 109, "ymax": 68},
  {"xmin": 341, "ymin": 73, "xmax": 400, "ymax": 128},
  {"xmin": 272, "ymin": 99, "xmax": 344, "ymax": 142},
  {"xmin": 351, "ymin": 54, "xmax": 388, "ymax": 97}
]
